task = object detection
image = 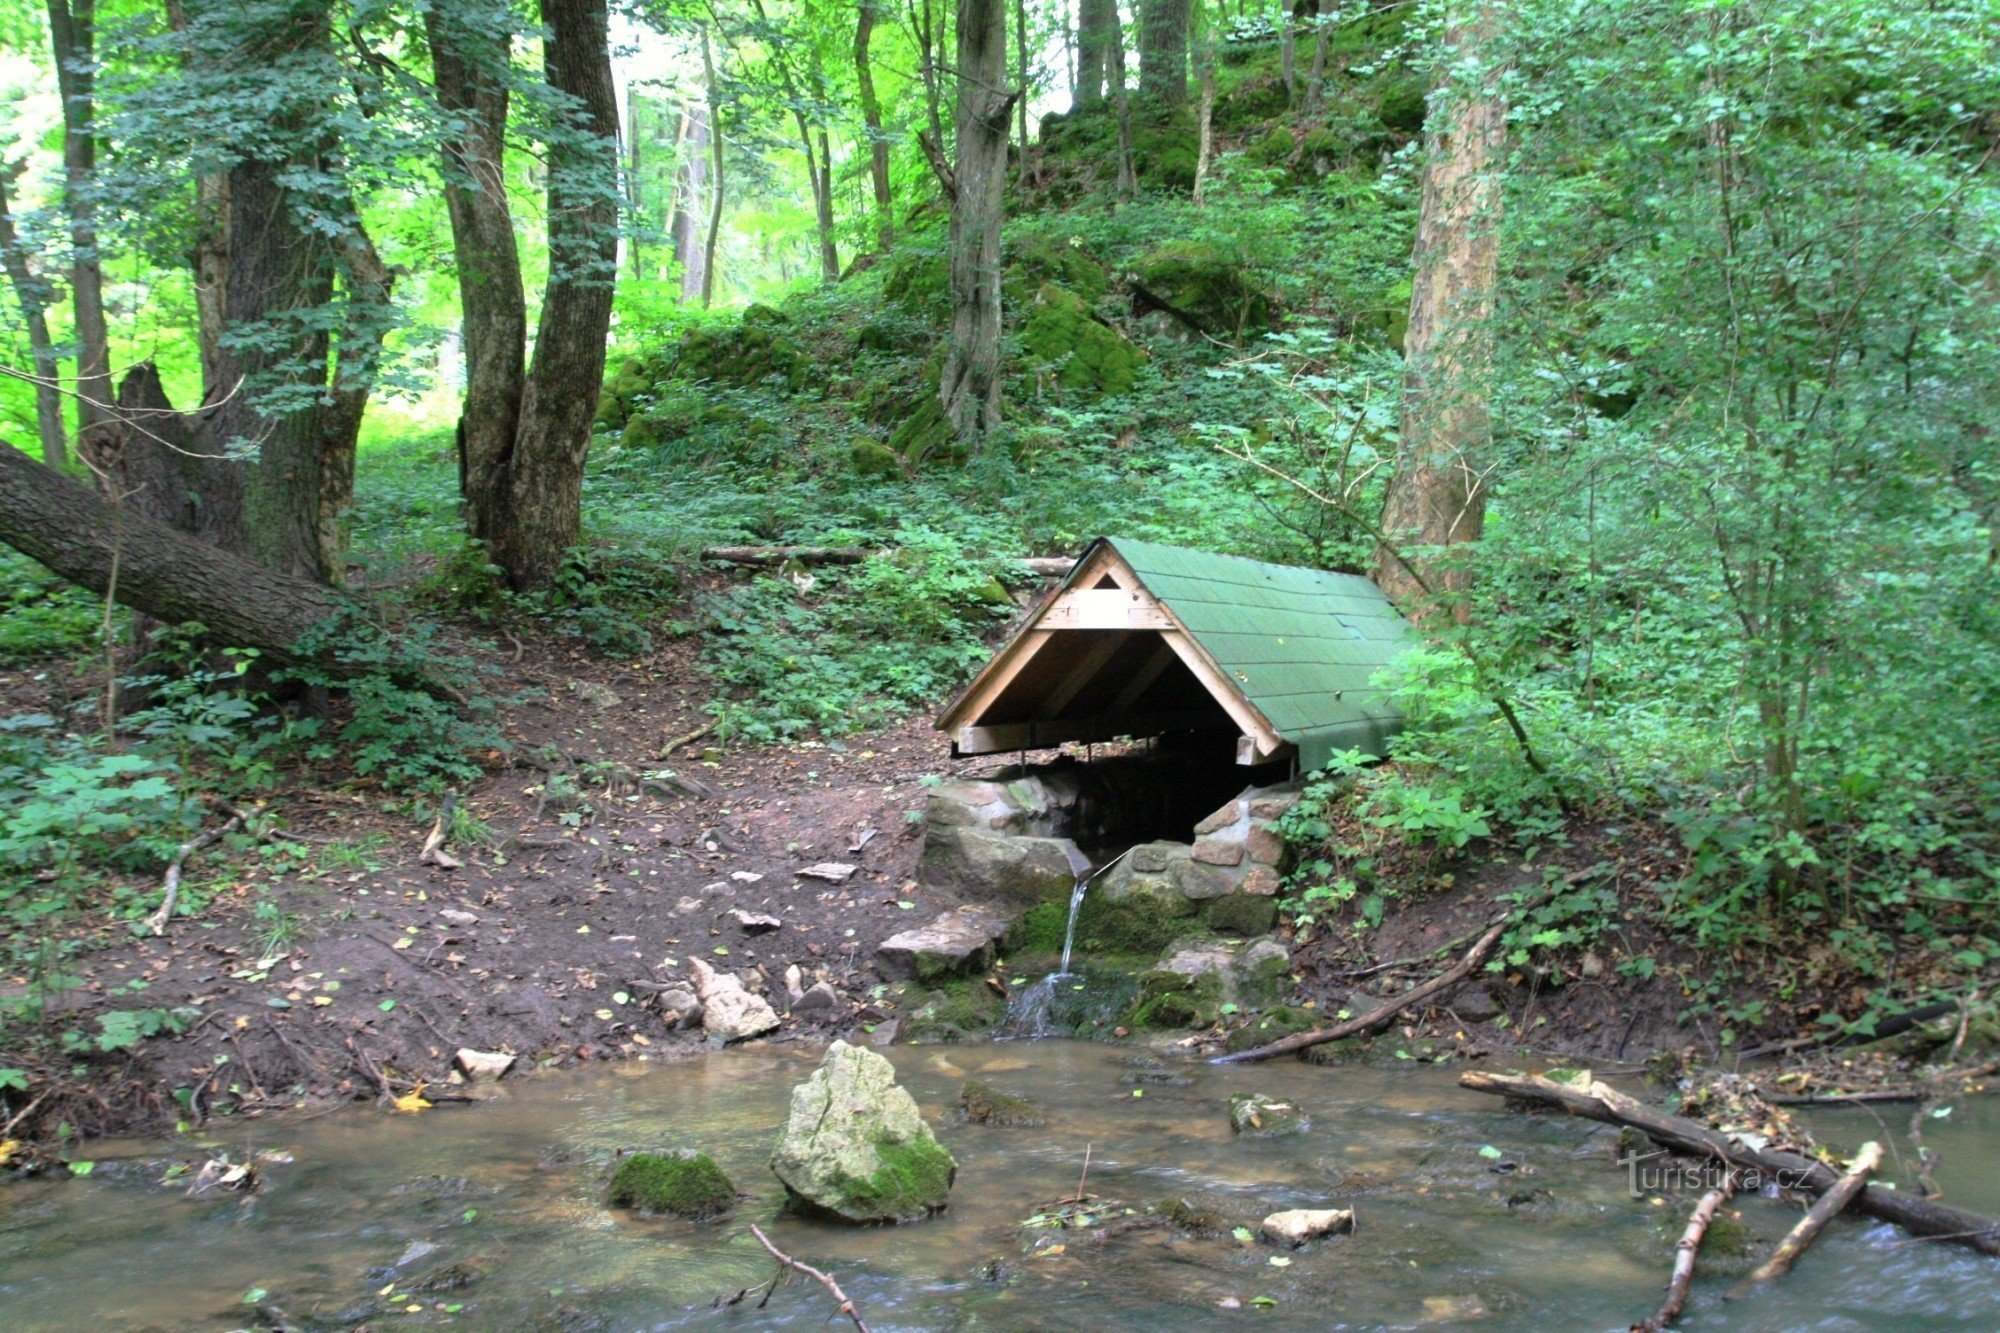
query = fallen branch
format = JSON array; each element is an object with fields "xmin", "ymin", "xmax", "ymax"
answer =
[
  {"xmin": 660, "ymin": 719, "xmax": 717, "ymax": 757},
  {"xmin": 1727, "ymin": 1140, "xmax": 1881, "ymax": 1299},
  {"xmin": 1633, "ymin": 1172, "xmax": 1737, "ymax": 1331},
  {"xmin": 1735, "ymin": 999, "xmax": 1962, "ymax": 1061},
  {"xmin": 143, "ymin": 812, "xmax": 244, "ymax": 936},
  {"xmin": 747, "ymin": 1223, "xmax": 871, "ymax": 1333},
  {"xmin": 698, "ymin": 545, "xmax": 1075, "ymax": 579},
  {"xmin": 1212, "ymin": 914, "xmax": 1510, "ymax": 1064},
  {"xmin": 1458, "ymin": 1070, "xmax": 2000, "ymax": 1256}
]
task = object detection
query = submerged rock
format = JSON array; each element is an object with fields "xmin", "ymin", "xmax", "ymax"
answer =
[
  {"xmin": 959, "ymin": 1078, "xmax": 1048, "ymax": 1127},
  {"xmin": 607, "ymin": 1150, "xmax": 737, "ymax": 1219},
  {"xmin": 1152, "ymin": 1191, "xmax": 1243, "ymax": 1237},
  {"xmin": 687, "ymin": 957, "xmax": 779, "ymax": 1042},
  {"xmin": 770, "ymin": 1041, "xmax": 957, "ymax": 1223},
  {"xmin": 1260, "ymin": 1207, "xmax": 1354, "ymax": 1246},
  {"xmin": 1229, "ymin": 1092, "xmax": 1307, "ymax": 1137}
]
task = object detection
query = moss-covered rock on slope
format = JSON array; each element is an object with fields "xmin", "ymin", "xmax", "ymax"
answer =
[
  {"xmin": 1020, "ymin": 284, "xmax": 1146, "ymax": 397},
  {"xmin": 770, "ymin": 1041, "xmax": 957, "ymax": 1223},
  {"xmin": 1131, "ymin": 242, "xmax": 1279, "ymax": 337},
  {"xmin": 607, "ymin": 1150, "xmax": 737, "ymax": 1219}
]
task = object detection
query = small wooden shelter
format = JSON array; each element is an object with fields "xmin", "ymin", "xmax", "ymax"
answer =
[{"xmin": 937, "ymin": 537, "xmax": 1418, "ymax": 770}]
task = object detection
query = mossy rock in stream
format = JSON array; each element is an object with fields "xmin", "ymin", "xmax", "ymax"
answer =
[
  {"xmin": 902, "ymin": 977, "xmax": 1006, "ymax": 1042},
  {"xmin": 1019, "ymin": 284, "xmax": 1146, "ymax": 397},
  {"xmin": 1126, "ymin": 968, "xmax": 1224, "ymax": 1031},
  {"xmin": 607, "ymin": 1150, "xmax": 737, "ymax": 1219},
  {"xmin": 1151, "ymin": 1191, "xmax": 1244, "ymax": 1238},
  {"xmin": 959, "ymin": 1078, "xmax": 1048, "ymax": 1127}
]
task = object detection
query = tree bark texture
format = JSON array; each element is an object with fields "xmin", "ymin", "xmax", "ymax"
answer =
[
  {"xmin": 501, "ymin": 0, "xmax": 620, "ymax": 589},
  {"xmin": 700, "ymin": 27, "xmax": 725, "ymax": 305},
  {"xmin": 854, "ymin": 1, "xmax": 893, "ymax": 247},
  {"xmin": 1074, "ymin": 0, "xmax": 1118, "ymax": 105},
  {"xmin": 0, "ymin": 163, "xmax": 67, "ymax": 468},
  {"xmin": 0, "ymin": 442, "xmax": 340, "ymax": 658},
  {"xmin": 101, "ymin": 362, "xmax": 244, "ymax": 551},
  {"xmin": 1376, "ymin": 0, "xmax": 1504, "ymax": 619},
  {"xmin": 1138, "ymin": 0, "xmax": 1191, "ymax": 103},
  {"xmin": 164, "ymin": 0, "xmax": 230, "ymax": 398},
  {"xmin": 670, "ymin": 103, "xmax": 711, "ymax": 298},
  {"xmin": 45, "ymin": 0, "xmax": 111, "ymax": 446},
  {"xmin": 941, "ymin": 0, "xmax": 1014, "ymax": 448},
  {"xmin": 425, "ymin": 3, "xmax": 528, "ymax": 550}
]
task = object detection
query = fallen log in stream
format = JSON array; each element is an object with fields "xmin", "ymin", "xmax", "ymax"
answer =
[{"xmin": 1459, "ymin": 1071, "xmax": 2000, "ymax": 1257}]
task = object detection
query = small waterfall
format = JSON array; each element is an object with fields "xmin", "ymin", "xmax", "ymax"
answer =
[{"xmin": 1003, "ymin": 848, "xmax": 1132, "ymax": 1038}]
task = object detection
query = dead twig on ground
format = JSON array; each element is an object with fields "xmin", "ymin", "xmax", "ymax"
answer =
[
  {"xmin": 747, "ymin": 1223, "xmax": 871, "ymax": 1333},
  {"xmin": 1727, "ymin": 1141, "xmax": 1881, "ymax": 1299},
  {"xmin": 143, "ymin": 812, "xmax": 244, "ymax": 935},
  {"xmin": 660, "ymin": 719, "xmax": 717, "ymax": 757},
  {"xmin": 1214, "ymin": 914, "xmax": 1510, "ymax": 1064},
  {"xmin": 1632, "ymin": 1172, "xmax": 1738, "ymax": 1330}
]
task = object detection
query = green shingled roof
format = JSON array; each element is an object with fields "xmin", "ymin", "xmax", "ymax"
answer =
[{"xmin": 1083, "ymin": 537, "xmax": 1418, "ymax": 770}]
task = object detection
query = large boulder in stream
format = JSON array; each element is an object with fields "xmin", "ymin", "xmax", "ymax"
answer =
[
  {"xmin": 877, "ymin": 905, "xmax": 1012, "ymax": 981},
  {"xmin": 770, "ymin": 1041, "xmax": 957, "ymax": 1223}
]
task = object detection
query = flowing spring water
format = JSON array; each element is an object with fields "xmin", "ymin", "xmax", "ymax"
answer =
[
  {"xmin": 1005, "ymin": 848, "xmax": 1133, "ymax": 1038},
  {"xmin": 4, "ymin": 1041, "xmax": 1997, "ymax": 1330}
]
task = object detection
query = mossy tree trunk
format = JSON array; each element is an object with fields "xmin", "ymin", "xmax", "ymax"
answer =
[
  {"xmin": 941, "ymin": 0, "xmax": 1015, "ymax": 448},
  {"xmin": 855, "ymin": 0, "xmax": 893, "ymax": 247},
  {"xmin": 1075, "ymin": 0, "xmax": 1119, "ymax": 105},
  {"xmin": 1376, "ymin": 0, "xmax": 1507, "ymax": 621},
  {"xmin": 1139, "ymin": 0, "xmax": 1191, "ymax": 103}
]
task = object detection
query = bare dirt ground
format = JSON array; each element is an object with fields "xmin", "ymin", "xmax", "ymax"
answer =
[{"xmin": 5, "ymin": 632, "xmax": 1003, "ymax": 1142}]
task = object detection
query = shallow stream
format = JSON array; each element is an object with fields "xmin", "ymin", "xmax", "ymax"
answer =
[{"xmin": 3, "ymin": 1042, "xmax": 1997, "ymax": 1330}]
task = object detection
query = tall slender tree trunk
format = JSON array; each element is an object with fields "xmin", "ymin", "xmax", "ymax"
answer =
[
  {"xmin": 0, "ymin": 164, "xmax": 67, "ymax": 468},
  {"xmin": 812, "ymin": 126, "xmax": 839, "ymax": 281},
  {"xmin": 1279, "ymin": 0, "xmax": 1296, "ymax": 105},
  {"xmin": 1375, "ymin": 1, "xmax": 1506, "ymax": 619},
  {"xmin": 700, "ymin": 26, "xmax": 725, "ymax": 306},
  {"xmin": 500, "ymin": 0, "xmax": 620, "ymax": 589},
  {"xmin": 1138, "ymin": 0, "xmax": 1190, "ymax": 103},
  {"xmin": 1112, "ymin": 4, "xmax": 1137, "ymax": 196},
  {"xmin": 941, "ymin": 0, "xmax": 1014, "ymax": 448},
  {"xmin": 627, "ymin": 86, "xmax": 645, "ymax": 280},
  {"xmin": 1304, "ymin": 10, "xmax": 1329, "ymax": 114},
  {"xmin": 855, "ymin": 0, "xmax": 893, "ymax": 248},
  {"xmin": 670, "ymin": 104, "xmax": 711, "ymax": 298},
  {"xmin": 425, "ymin": 4, "xmax": 527, "ymax": 551},
  {"xmin": 1192, "ymin": 18, "xmax": 1215, "ymax": 204},
  {"xmin": 45, "ymin": 0, "xmax": 111, "ymax": 448},
  {"xmin": 1015, "ymin": 0, "xmax": 1030, "ymax": 174}
]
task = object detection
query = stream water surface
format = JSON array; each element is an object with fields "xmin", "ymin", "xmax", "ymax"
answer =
[{"xmin": 3, "ymin": 1041, "xmax": 1997, "ymax": 1330}]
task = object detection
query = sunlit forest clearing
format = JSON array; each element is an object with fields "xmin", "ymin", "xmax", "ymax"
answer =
[{"xmin": 0, "ymin": 0, "xmax": 1998, "ymax": 1325}]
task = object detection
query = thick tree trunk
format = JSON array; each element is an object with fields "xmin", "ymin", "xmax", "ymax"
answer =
[
  {"xmin": 1375, "ymin": 0, "xmax": 1504, "ymax": 619},
  {"xmin": 425, "ymin": 4, "xmax": 528, "ymax": 549},
  {"xmin": 854, "ymin": 1, "xmax": 893, "ymax": 247},
  {"xmin": 0, "ymin": 443, "xmax": 340, "ymax": 658},
  {"xmin": 0, "ymin": 164, "xmax": 67, "ymax": 468},
  {"xmin": 670, "ymin": 104, "xmax": 711, "ymax": 299},
  {"xmin": 46, "ymin": 0, "xmax": 111, "ymax": 447},
  {"xmin": 1138, "ymin": 0, "xmax": 1191, "ymax": 103},
  {"xmin": 163, "ymin": 0, "xmax": 229, "ymax": 398},
  {"xmin": 940, "ymin": 0, "xmax": 1014, "ymax": 449},
  {"xmin": 1075, "ymin": 0, "xmax": 1118, "ymax": 105},
  {"xmin": 101, "ymin": 362, "xmax": 244, "ymax": 550},
  {"xmin": 500, "ymin": 0, "xmax": 619, "ymax": 590}
]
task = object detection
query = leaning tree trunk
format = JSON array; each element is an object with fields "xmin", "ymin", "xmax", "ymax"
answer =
[
  {"xmin": 425, "ymin": 4, "xmax": 528, "ymax": 549},
  {"xmin": 940, "ymin": 0, "xmax": 1014, "ymax": 449},
  {"xmin": 1138, "ymin": 0, "xmax": 1191, "ymax": 104},
  {"xmin": 46, "ymin": 0, "xmax": 112, "ymax": 448},
  {"xmin": 499, "ymin": 0, "xmax": 620, "ymax": 590},
  {"xmin": 0, "ymin": 164, "xmax": 67, "ymax": 468},
  {"xmin": 0, "ymin": 443, "xmax": 340, "ymax": 658},
  {"xmin": 854, "ymin": 1, "xmax": 893, "ymax": 248},
  {"xmin": 1375, "ymin": 0, "xmax": 1506, "ymax": 620}
]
